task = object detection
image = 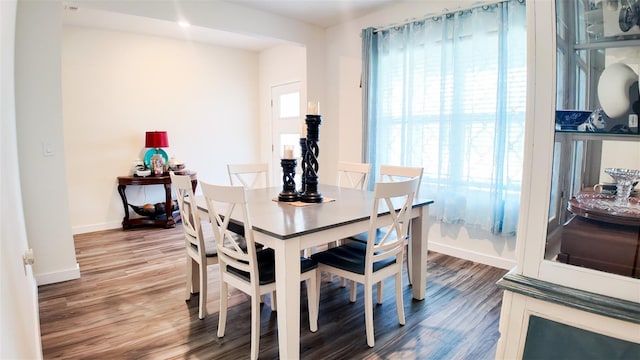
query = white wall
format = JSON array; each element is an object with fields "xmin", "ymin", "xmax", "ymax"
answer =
[
  {"xmin": 62, "ymin": 26, "xmax": 260, "ymax": 233},
  {"xmin": 599, "ymin": 140, "xmax": 640, "ymax": 183},
  {"xmin": 325, "ymin": 0, "xmax": 517, "ymax": 269},
  {"xmin": 1, "ymin": 0, "xmax": 43, "ymax": 357},
  {"xmin": 258, "ymin": 44, "xmax": 307, "ymax": 176},
  {"xmin": 67, "ymin": 0, "xmax": 329, "ymax": 183},
  {"xmin": 66, "ymin": 0, "xmax": 327, "ymax": 127},
  {"xmin": 15, "ymin": 0, "xmax": 80, "ymax": 285}
]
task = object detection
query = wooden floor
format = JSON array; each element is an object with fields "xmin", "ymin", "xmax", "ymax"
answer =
[{"xmin": 39, "ymin": 225, "xmax": 507, "ymax": 359}]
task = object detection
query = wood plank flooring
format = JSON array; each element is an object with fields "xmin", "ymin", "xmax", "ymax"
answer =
[{"xmin": 39, "ymin": 225, "xmax": 507, "ymax": 359}]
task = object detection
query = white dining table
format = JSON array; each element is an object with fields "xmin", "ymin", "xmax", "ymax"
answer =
[{"xmin": 196, "ymin": 184, "xmax": 433, "ymax": 359}]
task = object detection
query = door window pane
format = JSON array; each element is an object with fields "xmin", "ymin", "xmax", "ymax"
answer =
[{"xmin": 280, "ymin": 92, "xmax": 300, "ymax": 118}]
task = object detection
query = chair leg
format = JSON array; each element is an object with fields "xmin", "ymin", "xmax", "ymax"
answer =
[
  {"xmin": 316, "ymin": 269, "xmax": 322, "ymax": 307},
  {"xmin": 302, "ymin": 247, "xmax": 318, "ymax": 257},
  {"xmin": 250, "ymin": 293, "xmax": 261, "ymax": 360},
  {"xmin": 217, "ymin": 280, "xmax": 228, "ymax": 337},
  {"xmin": 334, "ymin": 241, "xmax": 346, "ymax": 287},
  {"xmin": 406, "ymin": 242, "xmax": 413, "ymax": 285},
  {"xmin": 395, "ymin": 271, "xmax": 405, "ymax": 325},
  {"xmin": 190, "ymin": 258, "xmax": 201, "ymax": 294},
  {"xmin": 306, "ymin": 273, "xmax": 318, "ymax": 332},
  {"xmin": 364, "ymin": 282, "xmax": 375, "ymax": 347},
  {"xmin": 185, "ymin": 257, "xmax": 193, "ymax": 300},
  {"xmin": 349, "ymin": 281, "xmax": 357, "ymax": 303},
  {"xmin": 376, "ymin": 280, "xmax": 383, "ymax": 305},
  {"xmin": 270, "ymin": 291, "xmax": 277, "ymax": 311},
  {"xmin": 198, "ymin": 263, "xmax": 207, "ymax": 319}
]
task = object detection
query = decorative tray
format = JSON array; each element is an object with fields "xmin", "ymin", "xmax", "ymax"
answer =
[{"xmin": 569, "ymin": 191, "xmax": 640, "ymax": 226}]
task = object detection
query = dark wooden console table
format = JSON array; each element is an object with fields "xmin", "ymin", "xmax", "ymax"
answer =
[
  {"xmin": 557, "ymin": 190, "xmax": 640, "ymax": 278},
  {"xmin": 117, "ymin": 172, "xmax": 197, "ymax": 229}
]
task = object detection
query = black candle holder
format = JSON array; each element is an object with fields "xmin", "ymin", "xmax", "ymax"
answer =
[
  {"xmin": 278, "ymin": 158, "xmax": 300, "ymax": 202},
  {"xmin": 299, "ymin": 137, "xmax": 307, "ymax": 195},
  {"xmin": 300, "ymin": 115, "xmax": 323, "ymax": 203}
]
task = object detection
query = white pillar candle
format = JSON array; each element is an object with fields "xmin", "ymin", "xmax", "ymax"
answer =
[
  {"xmin": 301, "ymin": 121, "xmax": 307, "ymax": 137},
  {"xmin": 307, "ymin": 100, "xmax": 320, "ymax": 115},
  {"xmin": 283, "ymin": 145, "xmax": 294, "ymax": 159}
]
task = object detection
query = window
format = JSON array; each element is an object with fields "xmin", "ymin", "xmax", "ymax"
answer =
[
  {"xmin": 363, "ymin": 0, "xmax": 526, "ymax": 235},
  {"xmin": 279, "ymin": 92, "xmax": 300, "ymax": 118}
]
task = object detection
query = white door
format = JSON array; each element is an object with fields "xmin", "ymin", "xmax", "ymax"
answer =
[
  {"xmin": 271, "ymin": 82, "xmax": 303, "ymax": 186},
  {"xmin": 1, "ymin": 1, "xmax": 43, "ymax": 358}
]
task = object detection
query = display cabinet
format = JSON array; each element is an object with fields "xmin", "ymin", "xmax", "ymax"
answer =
[
  {"xmin": 547, "ymin": 0, "xmax": 640, "ymax": 279},
  {"xmin": 495, "ymin": 1, "xmax": 639, "ymax": 358}
]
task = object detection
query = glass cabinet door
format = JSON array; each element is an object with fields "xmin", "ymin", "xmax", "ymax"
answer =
[{"xmin": 548, "ymin": 0, "xmax": 640, "ymax": 279}]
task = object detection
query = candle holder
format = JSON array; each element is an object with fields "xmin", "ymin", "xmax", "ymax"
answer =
[
  {"xmin": 300, "ymin": 115, "xmax": 323, "ymax": 203},
  {"xmin": 278, "ymin": 158, "xmax": 300, "ymax": 202},
  {"xmin": 299, "ymin": 137, "xmax": 307, "ymax": 195}
]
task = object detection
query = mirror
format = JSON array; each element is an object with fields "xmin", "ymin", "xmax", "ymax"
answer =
[{"xmin": 548, "ymin": 0, "xmax": 640, "ymax": 279}]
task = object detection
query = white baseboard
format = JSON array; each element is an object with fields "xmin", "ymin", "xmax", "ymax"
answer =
[
  {"xmin": 428, "ymin": 241, "xmax": 516, "ymax": 270},
  {"xmin": 72, "ymin": 221, "xmax": 121, "ymax": 235},
  {"xmin": 36, "ymin": 263, "xmax": 80, "ymax": 286}
]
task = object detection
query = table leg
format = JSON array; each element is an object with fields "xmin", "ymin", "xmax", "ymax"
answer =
[
  {"xmin": 117, "ymin": 184, "xmax": 130, "ymax": 229},
  {"xmin": 272, "ymin": 237, "xmax": 301, "ymax": 359},
  {"xmin": 190, "ymin": 178, "xmax": 198, "ymax": 193},
  {"xmin": 164, "ymin": 183, "xmax": 175, "ymax": 228},
  {"xmin": 411, "ymin": 205, "xmax": 429, "ymax": 300}
]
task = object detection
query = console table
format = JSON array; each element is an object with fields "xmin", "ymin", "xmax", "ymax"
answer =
[
  {"xmin": 557, "ymin": 190, "xmax": 640, "ymax": 278},
  {"xmin": 117, "ymin": 172, "xmax": 197, "ymax": 229}
]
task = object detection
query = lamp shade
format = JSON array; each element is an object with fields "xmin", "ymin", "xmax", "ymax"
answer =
[{"xmin": 145, "ymin": 131, "xmax": 169, "ymax": 148}]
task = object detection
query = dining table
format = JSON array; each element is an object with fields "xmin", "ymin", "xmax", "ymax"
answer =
[{"xmin": 195, "ymin": 184, "xmax": 433, "ymax": 359}]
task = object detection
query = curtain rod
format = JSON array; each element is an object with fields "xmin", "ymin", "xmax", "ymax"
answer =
[{"xmin": 372, "ymin": 0, "xmax": 513, "ymax": 33}]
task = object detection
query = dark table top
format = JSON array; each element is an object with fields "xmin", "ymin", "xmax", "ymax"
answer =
[{"xmin": 197, "ymin": 184, "xmax": 434, "ymax": 240}]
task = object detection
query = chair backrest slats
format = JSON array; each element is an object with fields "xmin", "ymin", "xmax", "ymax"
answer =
[
  {"xmin": 227, "ymin": 163, "xmax": 270, "ymax": 189},
  {"xmin": 337, "ymin": 161, "xmax": 371, "ymax": 190},
  {"xmin": 366, "ymin": 177, "xmax": 419, "ymax": 274},
  {"xmin": 379, "ymin": 164, "xmax": 424, "ymax": 197},
  {"xmin": 201, "ymin": 181, "xmax": 260, "ymax": 284},
  {"xmin": 170, "ymin": 173, "xmax": 204, "ymax": 251}
]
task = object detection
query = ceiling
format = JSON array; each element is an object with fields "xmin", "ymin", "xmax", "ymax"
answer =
[
  {"xmin": 62, "ymin": 6, "xmax": 284, "ymax": 51},
  {"xmin": 223, "ymin": 0, "xmax": 398, "ymax": 28},
  {"xmin": 62, "ymin": 1, "xmax": 398, "ymax": 51}
]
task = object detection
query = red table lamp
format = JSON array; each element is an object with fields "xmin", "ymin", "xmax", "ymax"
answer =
[{"xmin": 144, "ymin": 131, "xmax": 169, "ymax": 175}]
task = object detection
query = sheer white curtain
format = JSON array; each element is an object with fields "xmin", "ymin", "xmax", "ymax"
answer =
[{"xmin": 364, "ymin": 0, "xmax": 526, "ymax": 235}]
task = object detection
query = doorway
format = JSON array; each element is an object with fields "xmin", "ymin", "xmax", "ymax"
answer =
[{"xmin": 271, "ymin": 81, "xmax": 303, "ymax": 185}]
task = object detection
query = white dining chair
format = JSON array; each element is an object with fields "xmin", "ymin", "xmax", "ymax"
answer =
[
  {"xmin": 200, "ymin": 181, "xmax": 319, "ymax": 360},
  {"xmin": 311, "ymin": 177, "xmax": 419, "ymax": 347},
  {"xmin": 380, "ymin": 164, "xmax": 422, "ymax": 189},
  {"xmin": 337, "ymin": 161, "xmax": 371, "ymax": 190},
  {"xmin": 334, "ymin": 161, "xmax": 372, "ymax": 285},
  {"xmin": 227, "ymin": 163, "xmax": 270, "ymax": 189},
  {"xmin": 227, "ymin": 162, "xmax": 276, "ymax": 307},
  {"xmin": 347, "ymin": 164, "xmax": 423, "ymax": 300},
  {"xmin": 170, "ymin": 172, "xmax": 218, "ymax": 320},
  {"xmin": 379, "ymin": 164, "xmax": 423, "ymax": 284}
]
